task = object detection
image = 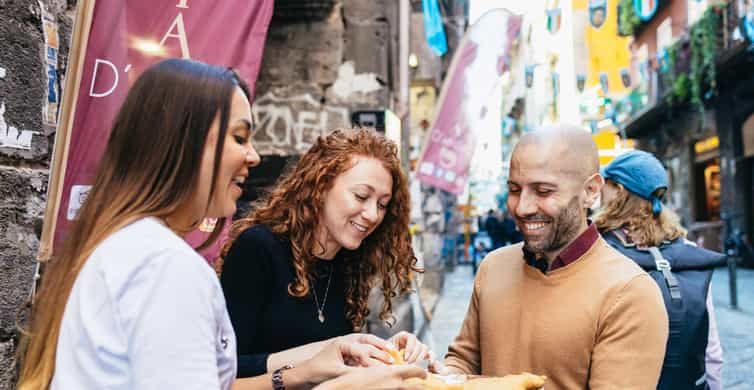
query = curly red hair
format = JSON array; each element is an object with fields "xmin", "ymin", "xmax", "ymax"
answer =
[{"xmin": 220, "ymin": 128, "xmax": 421, "ymax": 330}]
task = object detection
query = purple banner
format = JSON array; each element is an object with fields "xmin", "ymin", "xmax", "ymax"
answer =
[
  {"xmin": 416, "ymin": 10, "xmax": 521, "ymax": 194},
  {"xmin": 43, "ymin": 0, "xmax": 273, "ymax": 259}
]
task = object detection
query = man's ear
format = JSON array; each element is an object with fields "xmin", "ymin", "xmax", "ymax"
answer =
[{"xmin": 583, "ymin": 173, "xmax": 604, "ymax": 208}]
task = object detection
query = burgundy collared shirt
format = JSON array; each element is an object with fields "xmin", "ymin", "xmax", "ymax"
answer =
[{"xmin": 523, "ymin": 223, "xmax": 599, "ymax": 274}]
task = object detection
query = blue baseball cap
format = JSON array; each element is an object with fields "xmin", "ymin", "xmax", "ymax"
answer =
[{"xmin": 600, "ymin": 150, "xmax": 668, "ymax": 215}]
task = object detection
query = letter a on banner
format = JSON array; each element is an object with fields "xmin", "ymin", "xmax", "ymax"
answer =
[{"xmin": 416, "ymin": 10, "xmax": 522, "ymax": 194}]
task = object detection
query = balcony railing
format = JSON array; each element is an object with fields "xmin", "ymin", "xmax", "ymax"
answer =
[{"xmin": 622, "ymin": 1, "xmax": 745, "ymax": 124}]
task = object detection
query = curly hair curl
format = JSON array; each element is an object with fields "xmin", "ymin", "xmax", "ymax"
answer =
[{"xmin": 220, "ymin": 128, "xmax": 421, "ymax": 331}]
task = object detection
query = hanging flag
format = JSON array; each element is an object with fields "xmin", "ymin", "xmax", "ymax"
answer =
[
  {"xmin": 576, "ymin": 74, "xmax": 586, "ymax": 93},
  {"xmin": 589, "ymin": 0, "xmax": 608, "ymax": 29},
  {"xmin": 525, "ymin": 65, "xmax": 535, "ymax": 88},
  {"xmin": 639, "ymin": 60, "xmax": 649, "ymax": 81},
  {"xmin": 546, "ymin": 7, "xmax": 562, "ymax": 34},
  {"xmin": 416, "ymin": 10, "xmax": 522, "ymax": 194},
  {"xmin": 501, "ymin": 116, "xmax": 516, "ymax": 137},
  {"xmin": 634, "ymin": 0, "xmax": 658, "ymax": 22},
  {"xmin": 599, "ymin": 71, "xmax": 609, "ymax": 93},
  {"xmin": 620, "ymin": 68, "xmax": 631, "ymax": 88},
  {"xmin": 38, "ymin": 0, "xmax": 274, "ymax": 260},
  {"xmin": 656, "ymin": 49, "xmax": 669, "ymax": 72},
  {"xmin": 423, "ymin": 0, "xmax": 448, "ymax": 56},
  {"xmin": 741, "ymin": 8, "xmax": 754, "ymax": 49},
  {"xmin": 551, "ymin": 72, "xmax": 560, "ymax": 98}
]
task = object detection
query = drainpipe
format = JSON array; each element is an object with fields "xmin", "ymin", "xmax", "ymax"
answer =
[{"xmin": 399, "ymin": 0, "xmax": 410, "ymax": 173}]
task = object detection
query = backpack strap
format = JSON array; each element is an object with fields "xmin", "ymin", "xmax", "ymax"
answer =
[
  {"xmin": 609, "ymin": 229, "xmax": 635, "ymax": 247},
  {"xmin": 646, "ymin": 246, "xmax": 682, "ymax": 303},
  {"xmin": 608, "ymin": 230, "xmax": 682, "ymax": 302}
]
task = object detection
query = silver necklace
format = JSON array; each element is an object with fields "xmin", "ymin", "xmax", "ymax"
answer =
[{"xmin": 311, "ymin": 263, "xmax": 334, "ymax": 323}]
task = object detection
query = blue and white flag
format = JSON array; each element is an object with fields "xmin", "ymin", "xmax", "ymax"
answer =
[{"xmin": 423, "ymin": 0, "xmax": 448, "ymax": 56}]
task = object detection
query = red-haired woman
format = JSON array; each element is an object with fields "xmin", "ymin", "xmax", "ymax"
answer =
[
  {"xmin": 219, "ymin": 128, "xmax": 429, "ymax": 378},
  {"xmin": 18, "ymin": 60, "xmax": 425, "ymax": 390}
]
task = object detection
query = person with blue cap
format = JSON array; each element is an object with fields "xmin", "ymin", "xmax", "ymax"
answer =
[
  {"xmin": 594, "ymin": 150, "xmax": 725, "ymax": 390},
  {"xmin": 600, "ymin": 150, "xmax": 668, "ymax": 216}
]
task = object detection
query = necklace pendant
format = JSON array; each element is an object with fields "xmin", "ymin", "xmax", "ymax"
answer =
[{"xmin": 318, "ymin": 311, "xmax": 325, "ymax": 323}]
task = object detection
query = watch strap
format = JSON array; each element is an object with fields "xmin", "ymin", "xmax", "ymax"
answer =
[{"xmin": 271, "ymin": 363, "xmax": 295, "ymax": 390}]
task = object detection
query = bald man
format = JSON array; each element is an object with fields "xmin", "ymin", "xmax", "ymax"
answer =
[{"xmin": 443, "ymin": 125, "xmax": 668, "ymax": 389}]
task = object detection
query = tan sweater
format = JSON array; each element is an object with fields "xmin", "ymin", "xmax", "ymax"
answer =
[{"xmin": 444, "ymin": 238, "xmax": 668, "ymax": 390}]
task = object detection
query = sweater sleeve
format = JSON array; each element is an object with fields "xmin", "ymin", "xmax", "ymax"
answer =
[
  {"xmin": 220, "ymin": 227, "xmax": 273, "ymax": 377},
  {"xmin": 444, "ymin": 262, "xmax": 483, "ymax": 375},
  {"xmin": 705, "ymin": 287, "xmax": 724, "ymax": 390},
  {"xmin": 589, "ymin": 274, "xmax": 669, "ymax": 389}
]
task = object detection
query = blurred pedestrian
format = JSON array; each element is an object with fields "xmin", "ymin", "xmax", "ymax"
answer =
[
  {"xmin": 484, "ymin": 209, "xmax": 502, "ymax": 250},
  {"xmin": 440, "ymin": 124, "xmax": 668, "ymax": 389},
  {"xmin": 595, "ymin": 150, "xmax": 725, "ymax": 390},
  {"xmin": 17, "ymin": 59, "xmax": 424, "ymax": 390},
  {"xmin": 500, "ymin": 208, "xmax": 522, "ymax": 245},
  {"xmin": 218, "ymin": 128, "xmax": 431, "ymax": 378}
]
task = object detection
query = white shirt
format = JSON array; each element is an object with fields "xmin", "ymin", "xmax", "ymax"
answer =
[{"xmin": 52, "ymin": 217, "xmax": 237, "ymax": 390}]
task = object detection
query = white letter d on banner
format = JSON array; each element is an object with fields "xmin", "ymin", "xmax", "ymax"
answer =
[{"xmin": 89, "ymin": 59, "xmax": 118, "ymax": 98}]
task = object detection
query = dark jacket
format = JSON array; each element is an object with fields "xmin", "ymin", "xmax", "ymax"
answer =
[{"xmin": 603, "ymin": 230, "xmax": 725, "ymax": 390}]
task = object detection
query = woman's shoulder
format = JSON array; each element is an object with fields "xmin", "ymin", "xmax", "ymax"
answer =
[
  {"xmin": 88, "ymin": 217, "xmax": 219, "ymax": 300},
  {"xmin": 234, "ymin": 223, "xmax": 286, "ymax": 249},
  {"xmin": 93, "ymin": 217, "xmax": 198, "ymax": 264},
  {"xmin": 225, "ymin": 223, "xmax": 292, "ymax": 265}
]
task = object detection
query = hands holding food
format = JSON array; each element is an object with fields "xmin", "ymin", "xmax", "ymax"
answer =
[
  {"xmin": 307, "ymin": 332, "xmax": 546, "ymax": 390},
  {"xmin": 388, "ymin": 331, "xmax": 433, "ymax": 364}
]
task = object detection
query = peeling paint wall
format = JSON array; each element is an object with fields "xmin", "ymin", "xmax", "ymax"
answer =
[
  {"xmin": 253, "ymin": 0, "xmax": 400, "ymax": 156},
  {"xmin": 0, "ymin": 0, "xmax": 74, "ymax": 387}
]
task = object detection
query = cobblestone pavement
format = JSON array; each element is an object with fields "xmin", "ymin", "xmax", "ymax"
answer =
[
  {"xmin": 430, "ymin": 264, "xmax": 754, "ymax": 389},
  {"xmin": 431, "ymin": 264, "xmax": 475, "ymax": 359},
  {"xmin": 710, "ymin": 266, "xmax": 754, "ymax": 389}
]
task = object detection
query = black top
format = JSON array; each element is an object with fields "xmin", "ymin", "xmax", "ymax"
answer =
[{"xmin": 220, "ymin": 225, "xmax": 352, "ymax": 378}]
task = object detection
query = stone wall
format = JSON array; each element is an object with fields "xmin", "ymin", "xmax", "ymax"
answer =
[
  {"xmin": 252, "ymin": 0, "xmax": 399, "ymax": 156},
  {"xmin": 0, "ymin": 0, "xmax": 74, "ymax": 387}
]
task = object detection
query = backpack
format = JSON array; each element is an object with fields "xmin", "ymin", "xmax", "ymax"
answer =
[{"xmin": 603, "ymin": 230, "xmax": 725, "ymax": 390}]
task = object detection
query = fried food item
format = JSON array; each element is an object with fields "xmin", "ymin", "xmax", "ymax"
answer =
[
  {"xmin": 464, "ymin": 373, "xmax": 547, "ymax": 390},
  {"xmin": 405, "ymin": 375, "xmax": 463, "ymax": 390},
  {"xmin": 387, "ymin": 348, "xmax": 407, "ymax": 365},
  {"xmin": 405, "ymin": 373, "xmax": 546, "ymax": 390}
]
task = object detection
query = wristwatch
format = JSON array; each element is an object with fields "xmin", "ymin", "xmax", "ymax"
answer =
[{"xmin": 271, "ymin": 363, "xmax": 295, "ymax": 390}]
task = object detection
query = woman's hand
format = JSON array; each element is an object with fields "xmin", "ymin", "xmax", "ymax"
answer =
[
  {"xmin": 313, "ymin": 365, "xmax": 427, "ymax": 390},
  {"xmin": 337, "ymin": 333, "xmax": 395, "ymax": 365},
  {"xmin": 388, "ymin": 331, "xmax": 431, "ymax": 364},
  {"xmin": 299, "ymin": 337, "xmax": 391, "ymax": 385}
]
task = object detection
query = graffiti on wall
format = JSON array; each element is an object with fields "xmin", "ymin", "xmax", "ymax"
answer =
[{"xmin": 252, "ymin": 92, "xmax": 349, "ymax": 155}]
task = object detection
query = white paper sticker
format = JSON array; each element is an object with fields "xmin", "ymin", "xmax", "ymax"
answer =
[{"xmin": 67, "ymin": 185, "xmax": 92, "ymax": 220}]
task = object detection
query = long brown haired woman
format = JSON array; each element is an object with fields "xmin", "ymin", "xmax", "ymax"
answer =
[
  {"xmin": 219, "ymin": 128, "xmax": 429, "ymax": 378},
  {"xmin": 18, "ymin": 59, "xmax": 424, "ymax": 390}
]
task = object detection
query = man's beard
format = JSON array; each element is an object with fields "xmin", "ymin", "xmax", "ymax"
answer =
[{"xmin": 521, "ymin": 196, "xmax": 583, "ymax": 256}]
